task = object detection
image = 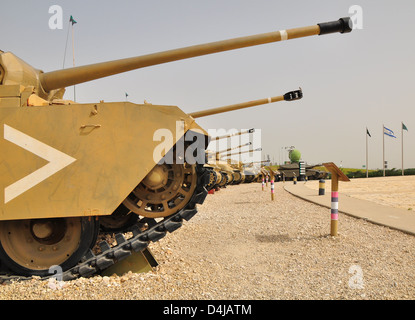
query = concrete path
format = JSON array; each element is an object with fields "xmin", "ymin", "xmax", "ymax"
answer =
[{"xmin": 284, "ymin": 183, "xmax": 415, "ymax": 236}]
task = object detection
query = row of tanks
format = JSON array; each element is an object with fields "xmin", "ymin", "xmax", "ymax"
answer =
[
  {"xmin": 205, "ymin": 106, "xmax": 330, "ymax": 190},
  {"xmin": 205, "ymin": 139, "xmax": 261, "ymax": 190},
  {"xmin": 204, "ymin": 89, "xmax": 305, "ymax": 190},
  {"xmin": 0, "ymin": 17, "xmax": 352, "ymax": 280}
]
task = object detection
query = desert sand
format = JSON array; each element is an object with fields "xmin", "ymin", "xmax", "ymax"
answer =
[{"xmin": 304, "ymin": 175, "xmax": 415, "ymax": 211}]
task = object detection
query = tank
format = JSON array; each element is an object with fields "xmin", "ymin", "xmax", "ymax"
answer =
[
  {"xmin": 220, "ymin": 148, "xmax": 263, "ymax": 184},
  {"xmin": 242, "ymin": 160, "xmax": 270, "ymax": 183},
  {"xmin": 207, "ymin": 122, "xmax": 273, "ymax": 189},
  {"xmin": 242, "ymin": 161, "xmax": 259, "ymax": 183},
  {"xmin": 207, "ymin": 142, "xmax": 253, "ymax": 187},
  {"xmin": 206, "ymin": 128, "xmax": 255, "ymax": 190},
  {"xmin": 278, "ymin": 147, "xmax": 329, "ymax": 180},
  {"xmin": 0, "ymin": 17, "xmax": 352, "ymax": 280},
  {"xmin": 277, "ymin": 162, "xmax": 329, "ymax": 180}
]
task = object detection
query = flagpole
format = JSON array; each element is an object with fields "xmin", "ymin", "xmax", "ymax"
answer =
[
  {"xmin": 72, "ymin": 20, "xmax": 76, "ymax": 102},
  {"xmin": 366, "ymin": 127, "xmax": 368, "ymax": 178},
  {"xmin": 402, "ymin": 121, "xmax": 404, "ymax": 176},
  {"xmin": 62, "ymin": 24, "xmax": 70, "ymax": 69},
  {"xmin": 383, "ymin": 124, "xmax": 385, "ymax": 177}
]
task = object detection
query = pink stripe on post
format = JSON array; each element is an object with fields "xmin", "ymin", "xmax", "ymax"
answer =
[
  {"xmin": 331, "ymin": 213, "xmax": 338, "ymax": 220},
  {"xmin": 331, "ymin": 191, "xmax": 339, "ymax": 198}
]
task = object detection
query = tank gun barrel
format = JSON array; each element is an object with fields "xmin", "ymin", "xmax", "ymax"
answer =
[
  {"xmin": 39, "ymin": 18, "xmax": 352, "ymax": 93},
  {"xmin": 243, "ymin": 160, "xmax": 271, "ymax": 166},
  {"xmin": 190, "ymin": 88, "xmax": 302, "ymax": 118},
  {"xmin": 216, "ymin": 142, "xmax": 251, "ymax": 156},
  {"xmin": 221, "ymin": 147, "xmax": 262, "ymax": 158},
  {"xmin": 212, "ymin": 128, "xmax": 255, "ymax": 141}
]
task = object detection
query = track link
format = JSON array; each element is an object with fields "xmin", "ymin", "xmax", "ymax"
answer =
[{"xmin": 0, "ymin": 164, "xmax": 210, "ymax": 283}]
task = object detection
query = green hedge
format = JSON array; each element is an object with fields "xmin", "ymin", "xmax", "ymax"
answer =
[{"xmin": 336, "ymin": 168, "xmax": 415, "ymax": 179}]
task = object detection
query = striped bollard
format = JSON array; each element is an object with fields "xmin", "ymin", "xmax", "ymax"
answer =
[
  {"xmin": 262, "ymin": 176, "xmax": 265, "ymax": 191},
  {"xmin": 331, "ymin": 174, "xmax": 339, "ymax": 236},
  {"xmin": 322, "ymin": 162, "xmax": 350, "ymax": 237},
  {"xmin": 319, "ymin": 179, "xmax": 325, "ymax": 195},
  {"xmin": 271, "ymin": 178, "xmax": 275, "ymax": 201},
  {"xmin": 266, "ymin": 175, "xmax": 269, "ymax": 187}
]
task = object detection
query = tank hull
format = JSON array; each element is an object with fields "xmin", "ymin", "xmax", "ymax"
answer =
[{"xmin": 0, "ymin": 102, "xmax": 207, "ymax": 221}]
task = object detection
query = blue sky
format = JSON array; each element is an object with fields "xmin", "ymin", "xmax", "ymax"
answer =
[{"xmin": 2, "ymin": 1, "xmax": 415, "ymax": 169}]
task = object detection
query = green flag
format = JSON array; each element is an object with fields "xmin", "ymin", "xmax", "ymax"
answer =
[
  {"xmin": 402, "ymin": 122, "xmax": 408, "ymax": 131},
  {"xmin": 70, "ymin": 15, "xmax": 77, "ymax": 25}
]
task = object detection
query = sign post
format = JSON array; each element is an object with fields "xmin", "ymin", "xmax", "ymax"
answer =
[
  {"xmin": 265, "ymin": 167, "xmax": 276, "ymax": 201},
  {"xmin": 323, "ymin": 162, "xmax": 350, "ymax": 236}
]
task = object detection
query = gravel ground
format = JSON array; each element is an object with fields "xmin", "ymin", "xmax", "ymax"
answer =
[{"xmin": 0, "ymin": 181, "xmax": 415, "ymax": 300}]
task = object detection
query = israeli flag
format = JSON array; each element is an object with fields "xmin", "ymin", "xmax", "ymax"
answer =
[{"xmin": 383, "ymin": 126, "xmax": 397, "ymax": 138}]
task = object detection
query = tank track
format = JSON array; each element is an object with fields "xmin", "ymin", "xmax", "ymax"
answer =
[{"xmin": 0, "ymin": 164, "xmax": 210, "ymax": 283}]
